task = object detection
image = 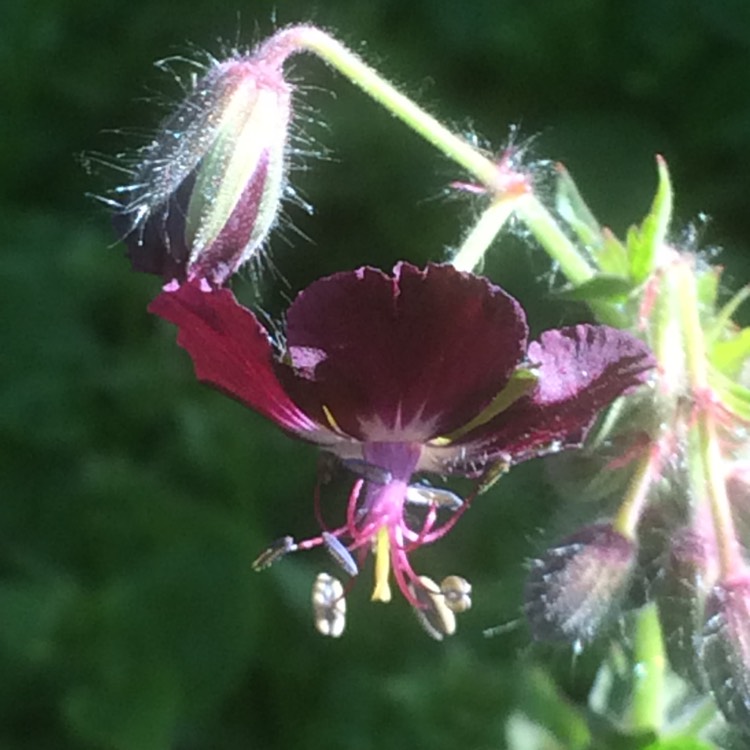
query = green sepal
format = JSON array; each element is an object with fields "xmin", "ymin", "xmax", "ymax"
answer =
[
  {"xmin": 710, "ymin": 328, "xmax": 750, "ymax": 377},
  {"xmin": 708, "ymin": 365, "xmax": 750, "ymax": 421},
  {"xmin": 555, "ymin": 162, "xmax": 603, "ymax": 249},
  {"xmin": 439, "ymin": 368, "xmax": 538, "ymax": 442},
  {"xmin": 598, "ymin": 228, "xmax": 631, "ymax": 277},
  {"xmin": 707, "ymin": 284, "xmax": 750, "ymax": 343},
  {"xmin": 628, "ymin": 156, "xmax": 673, "ymax": 285},
  {"xmin": 696, "ymin": 266, "xmax": 722, "ymax": 327},
  {"xmin": 554, "ymin": 274, "xmax": 634, "ymax": 304}
]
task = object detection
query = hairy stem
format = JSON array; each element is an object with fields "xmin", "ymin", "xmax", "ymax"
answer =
[
  {"xmin": 630, "ymin": 603, "xmax": 666, "ymax": 732},
  {"xmin": 450, "ymin": 197, "xmax": 518, "ymax": 272},
  {"xmin": 272, "ymin": 26, "xmax": 598, "ymax": 283},
  {"xmin": 676, "ymin": 259, "xmax": 742, "ymax": 579}
]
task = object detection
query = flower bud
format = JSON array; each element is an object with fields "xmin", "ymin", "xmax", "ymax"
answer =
[
  {"xmin": 524, "ymin": 522, "xmax": 636, "ymax": 646},
  {"xmin": 702, "ymin": 576, "xmax": 750, "ymax": 731},
  {"xmin": 656, "ymin": 529, "xmax": 717, "ymax": 689},
  {"xmin": 114, "ymin": 50, "xmax": 292, "ymax": 285}
]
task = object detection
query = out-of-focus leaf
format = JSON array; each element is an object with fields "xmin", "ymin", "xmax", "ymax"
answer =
[
  {"xmin": 641, "ymin": 738, "xmax": 715, "ymax": 750},
  {"xmin": 707, "ymin": 285, "xmax": 750, "ymax": 343},
  {"xmin": 506, "ymin": 712, "xmax": 565, "ymax": 750},
  {"xmin": 708, "ymin": 366, "xmax": 750, "ymax": 421},
  {"xmin": 598, "ymin": 229, "xmax": 631, "ymax": 278},
  {"xmin": 516, "ymin": 666, "xmax": 591, "ymax": 750},
  {"xmin": 696, "ymin": 267, "xmax": 722, "ymax": 326},
  {"xmin": 628, "ymin": 157, "xmax": 673, "ymax": 285},
  {"xmin": 64, "ymin": 664, "xmax": 180, "ymax": 750},
  {"xmin": 710, "ymin": 328, "xmax": 750, "ymax": 376},
  {"xmin": 0, "ymin": 579, "xmax": 76, "ymax": 666},
  {"xmin": 585, "ymin": 711, "xmax": 657, "ymax": 749}
]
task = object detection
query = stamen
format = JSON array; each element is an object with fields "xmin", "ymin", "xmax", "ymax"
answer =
[
  {"xmin": 405, "ymin": 484, "xmax": 463, "ymax": 511},
  {"xmin": 477, "ymin": 460, "xmax": 510, "ymax": 495},
  {"xmin": 408, "ymin": 576, "xmax": 457, "ymax": 640},
  {"xmin": 312, "ymin": 572, "xmax": 346, "ymax": 637},
  {"xmin": 440, "ymin": 575, "xmax": 473, "ymax": 613},
  {"xmin": 341, "ymin": 458, "xmax": 393, "ymax": 485},
  {"xmin": 322, "ymin": 531, "xmax": 359, "ymax": 576},
  {"xmin": 252, "ymin": 535, "xmax": 296, "ymax": 571},
  {"xmin": 371, "ymin": 526, "xmax": 393, "ymax": 602}
]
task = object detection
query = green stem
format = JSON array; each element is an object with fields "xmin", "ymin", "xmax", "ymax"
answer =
[
  {"xmin": 612, "ymin": 452, "xmax": 656, "ymax": 540},
  {"xmin": 450, "ymin": 197, "xmax": 519, "ymax": 272},
  {"xmin": 273, "ymin": 26, "xmax": 598, "ymax": 285},
  {"xmin": 513, "ymin": 194, "xmax": 595, "ymax": 286},
  {"xmin": 676, "ymin": 260, "xmax": 743, "ymax": 579},
  {"xmin": 630, "ymin": 603, "xmax": 665, "ymax": 733},
  {"xmin": 280, "ymin": 26, "xmax": 501, "ymax": 187}
]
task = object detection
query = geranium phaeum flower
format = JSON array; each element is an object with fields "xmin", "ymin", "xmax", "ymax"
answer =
[{"xmin": 150, "ymin": 262, "xmax": 653, "ymax": 632}]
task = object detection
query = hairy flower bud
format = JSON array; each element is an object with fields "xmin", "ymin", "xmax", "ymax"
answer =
[
  {"xmin": 656, "ymin": 529, "xmax": 717, "ymax": 689},
  {"xmin": 113, "ymin": 49, "xmax": 292, "ymax": 285},
  {"xmin": 702, "ymin": 576, "xmax": 750, "ymax": 731},
  {"xmin": 524, "ymin": 523, "xmax": 636, "ymax": 646}
]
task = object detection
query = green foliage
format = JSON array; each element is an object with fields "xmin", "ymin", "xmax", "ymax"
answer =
[{"xmin": 626, "ymin": 158, "xmax": 673, "ymax": 286}]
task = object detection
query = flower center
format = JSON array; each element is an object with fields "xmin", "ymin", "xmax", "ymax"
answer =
[{"xmin": 360, "ymin": 442, "xmax": 421, "ymax": 602}]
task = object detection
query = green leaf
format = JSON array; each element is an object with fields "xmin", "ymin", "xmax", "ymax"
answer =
[
  {"xmin": 707, "ymin": 284, "xmax": 750, "ymax": 343},
  {"xmin": 695, "ymin": 267, "xmax": 722, "ymax": 322},
  {"xmin": 710, "ymin": 328, "xmax": 750, "ymax": 376},
  {"xmin": 513, "ymin": 667, "xmax": 591, "ymax": 750},
  {"xmin": 598, "ymin": 229, "xmax": 631, "ymax": 277},
  {"xmin": 440, "ymin": 368, "xmax": 538, "ymax": 442},
  {"xmin": 0, "ymin": 578, "xmax": 76, "ymax": 666},
  {"xmin": 64, "ymin": 664, "xmax": 180, "ymax": 750},
  {"xmin": 708, "ymin": 365, "xmax": 750, "ymax": 421},
  {"xmin": 553, "ymin": 274, "xmax": 633, "ymax": 303},
  {"xmin": 555, "ymin": 162, "xmax": 603, "ymax": 249},
  {"xmin": 628, "ymin": 156, "xmax": 673, "ymax": 285}
]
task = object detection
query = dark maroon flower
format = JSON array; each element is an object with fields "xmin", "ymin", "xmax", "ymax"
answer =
[{"xmin": 150, "ymin": 262, "xmax": 654, "ymax": 627}]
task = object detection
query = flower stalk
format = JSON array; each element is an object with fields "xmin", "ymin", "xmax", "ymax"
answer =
[
  {"xmin": 612, "ymin": 450, "xmax": 657, "ymax": 541},
  {"xmin": 450, "ymin": 196, "xmax": 518, "ymax": 273},
  {"xmin": 675, "ymin": 259, "xmax": 743, "ymax": 580},
  {"xmin": 630, "ymin": 603, "xmax": 666, "ymax": 733},
  {"xmin": 271, "ymin": 25, "xmax": 503, "ymax": 188}
]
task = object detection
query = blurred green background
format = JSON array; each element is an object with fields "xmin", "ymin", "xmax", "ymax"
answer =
[{"xmin": 2, "ymin": 1, "xmax": 750, "ymax": 748}]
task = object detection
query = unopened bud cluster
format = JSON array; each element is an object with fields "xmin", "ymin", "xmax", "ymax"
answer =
[{"xmin": 520, "ymin": 157, "xmax": 750, "ymax": 736}]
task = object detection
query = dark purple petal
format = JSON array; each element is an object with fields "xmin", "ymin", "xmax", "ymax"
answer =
[
  {"xmin": 114, "ymin": 172, "xmax": 195, "ymax": 280},
  {"xmin": 434, "ymin": 324, "xmax": 654, "ymax": 472},
  {"xmin": 149, "ymin": 281, "xmax": 330, "ymax": 438},
  {"xmin": 281, "ymin": 263, "xmax": 528, "ymax": 441}
]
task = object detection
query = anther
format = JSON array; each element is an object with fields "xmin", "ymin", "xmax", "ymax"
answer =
[
  {"xmin": 252, "ymin": 535, "xmax": 296, "ymax": 571},
  {"xmin": 312, "ymin": 572, "xmax": 346, "ymax": 638}
]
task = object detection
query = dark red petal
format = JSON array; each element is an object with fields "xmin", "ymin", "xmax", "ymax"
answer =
[
  {"xmin": 149, "ymin": 281, "xmax": 329, "ymax": 438},
  {"xmin": 436, "ymin": 324, "xmax": 654, "ymax": 472},
  {"xmin": 281, "ymin": 263, "xmax": 528, "ymax": 441}
]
